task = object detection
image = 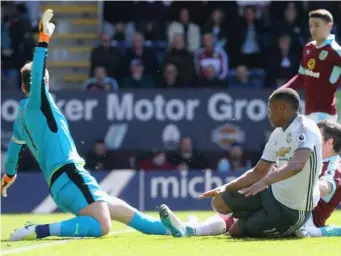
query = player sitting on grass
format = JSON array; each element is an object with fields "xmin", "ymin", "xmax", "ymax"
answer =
[
  {"xmin": 2, "ymin": 9, "xmax": 170, "ymax": 241},
  {"xmin": 295, "ymin": 120, "xmax": 341, "ymax": 237},
  {"xmin": 281, "ymin": 9, "xmax": 341, "ymax": 122},
  {"xmin": 159, "ymin": 88, "xmax": 323, "ymax": 238},
  {"xmin": 158, "ymin": 120, "xmax": 341, "ymax": 238}
]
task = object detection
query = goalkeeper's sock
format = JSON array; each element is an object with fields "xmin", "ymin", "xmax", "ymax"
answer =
[
  {"xmin": 128, "ymin": 210, "xmax": 170, "ymax": 235},
  {"xmin": 320, "ymin": 225, "xmax": 341, "ymax": 237},
  {"xmin": 190, "ymin": 215, "xmax": 232, "ymax": 236},
  {"xmin": 36, "ymin": 216, "xmax": 102, "ymax": 238}
]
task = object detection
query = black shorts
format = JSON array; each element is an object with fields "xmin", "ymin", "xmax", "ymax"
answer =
[{"xmin": 220, "ymin": 188, "xmax": 310, "ymax": 237}]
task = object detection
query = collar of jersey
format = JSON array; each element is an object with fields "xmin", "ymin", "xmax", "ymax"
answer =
[
  {"xmin": 282, "ymin": 113, "xmax": 298, "ymax": 132},
  {"xmin": 313, "ymin": 34, "xmax": 335, "ymax": 48},
  {"xmin": 323, "ymin": 154, "xmax": 340, "ymax": 164}
]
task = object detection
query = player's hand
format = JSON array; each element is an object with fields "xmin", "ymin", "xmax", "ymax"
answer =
[
  {"xmin": 239, "ymin": 180, "xmax": 268, "ymax": 197},
  {"xmin": 200, "ymin": 185, "xmax": 225, "ymax": 199},
  {"xmin": 1, "ymin": 174, "xmax": 17, "ymax": 197},
  {"xmin": 38, "ymin": 9, "xmax": 55, "ymax": 43}
]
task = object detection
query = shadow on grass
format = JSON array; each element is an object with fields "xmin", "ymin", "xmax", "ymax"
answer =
[
  {"xmin": 151, "ymin": 235, "xmax": 302, "ymax": 242},
  {"xmin": 1, "ymin": 237, "xmax": 77, "ymax": 242}
]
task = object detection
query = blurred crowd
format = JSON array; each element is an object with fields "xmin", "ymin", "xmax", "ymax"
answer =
[
  {"xmin": 89, "ymin": 1, "xmax": 341, "ymax": 90},
  {"xmin": 2, "ymin": 1, "xmax": 341, "ymax": 91}
]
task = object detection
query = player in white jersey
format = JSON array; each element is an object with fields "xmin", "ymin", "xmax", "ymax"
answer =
[{"xmin": 159, "ymin": 88, "xmax": 323, "ymax": 238}]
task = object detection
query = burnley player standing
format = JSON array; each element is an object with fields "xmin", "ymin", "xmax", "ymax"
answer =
[{"xmin": 282, "ymin": 9, "xmax": 341, "ymax": 122}]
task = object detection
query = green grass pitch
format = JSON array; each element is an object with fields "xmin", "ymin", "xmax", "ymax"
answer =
[{"xmin": 1, "ymin": 211, "xmax": 341, "ymax": 256}]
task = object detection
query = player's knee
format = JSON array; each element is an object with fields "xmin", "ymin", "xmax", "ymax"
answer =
[
  {"xmin": 211, "ymin": 195, "xmax": 230, "ymax": 215},
  {"xmin": 96, "ymin": 203, "xmax": 112, "ymax": 236},
  {"xmin": 98, "ymin": 217, "xmax": 112, "ymax": 236},
  {"xmin": 229, "ymin": 221, "xmax": 241, "ymax": 238},
  {"xmin": 80, "ymin": 201, "xmax": 112, "ymax": 236}
]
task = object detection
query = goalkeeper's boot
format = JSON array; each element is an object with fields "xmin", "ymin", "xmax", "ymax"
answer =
[
  {"xmin": 159, "ymin": 204, "xmax": 187, "ymax": 238},
  {"xmin": 10, "ymin": 223, "xmax": 38, "ymax": 241}
]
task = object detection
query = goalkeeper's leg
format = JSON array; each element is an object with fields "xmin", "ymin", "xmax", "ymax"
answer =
[
  {"xmin": 309, "ymin": 225, "xmax": 341, "ymax": 237},
  {"xmin": 106, "ymin": 196, "xmax": 169, "ymax": 235}
]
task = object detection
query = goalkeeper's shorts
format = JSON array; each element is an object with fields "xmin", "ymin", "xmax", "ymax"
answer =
[{"xmin": 49, "ymin": 163, "xmax": 108, "ymax": 215}]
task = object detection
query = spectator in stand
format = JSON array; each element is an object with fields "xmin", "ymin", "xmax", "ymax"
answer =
[
  {"xmin": 112, "ymin": 22, "xmax": 126, "ymax": 42},
  {"xmin": 168, "ymin": 8, "xmax": 201, "ymax": 53},
  {"xmin": 120, "ymin": 59, "xmax": 154, "ymax": 88},
  {"xmin": 265, "ymin": 34, "xmax": 300, "ymax": 88},
  {"xmin": 230, "ymin": 65, "xmax": 260, "ymax": 87},
  {"xmin": 272, "ymin": 2, "xmax": 306, "ymax": 56},
  {"xmin": 83, "ymin": 66, "xmax": 119, "ymax": 91},
  {"xmin": 234, "ymin": 5, "xmax": 265, "ymax": 68},
  {"xmin": 1, "ymin": 2, "xmax": 34, "ymax": 89},
  {"xmin": 217, "ymin": 143, "xmax": 252, "ymax": 173},
  {"xmin": 195, "ymin": 32, "xmax": 228, "ymax": 80},
  {"xmin": 85, "ymin": 139, "xmax": 114, "ymax": 171},
  {"xmin": 1, "ymin": 10, "xmax": 17, "ymax": 90},
  {"xmin": 197, "ymin": 64, "xmax": 228, "ymax": 88},
  {"xmin": 158, "ymin": 63, "xmax": 184, "ymax": 88},
  {"xmin": 169, "ymin": 137, "xmax": 206, "ymax": 171},
  {"xmin": 122, "ymin": 32, "xmax": 159, "ymax": 77},
  {"xmin": 139, "ymin": 151, "xmax": 176, "ymax": 171},
  {"xmin": 90, "ymin": 32, "xmax": 121, "ymax": 78},
  {"xmin": 203, "ymin": 8, "xmax": 229, "ymax": 49},
  {"xmin": 163, "ymin": 34, "xmax": 196, "ymax": 84}
]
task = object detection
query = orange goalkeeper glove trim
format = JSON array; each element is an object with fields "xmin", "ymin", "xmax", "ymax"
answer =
[
  {"xmin": 3, "ymin": 173, "xmax": 17, "ymax": 184},
  {"xmin": 38, "ymin": 21, "xmax": 51, "ymax": 43}
]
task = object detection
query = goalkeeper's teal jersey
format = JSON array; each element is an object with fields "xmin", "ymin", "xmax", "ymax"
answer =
[{"xmin": 12, "ymin": 46, "xmax": 85, "ymax": 184}]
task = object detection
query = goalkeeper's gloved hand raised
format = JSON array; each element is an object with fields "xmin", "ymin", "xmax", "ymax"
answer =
[
  {"xmin": 1, "ymin": 173, "xmax": 17, "ymax": 198},
  {"xmin": 39, "ymin": 9, "xmax": 55, "ymax": 43}
]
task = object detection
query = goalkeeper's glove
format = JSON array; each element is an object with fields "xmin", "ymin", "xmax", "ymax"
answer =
[
  {"xmin": 1, "ymin": 173, "xmax": 17, "ymax": 197},
  {"xmin": 38, "ymin": 9, "xmax": 55, "ymax": 43}
]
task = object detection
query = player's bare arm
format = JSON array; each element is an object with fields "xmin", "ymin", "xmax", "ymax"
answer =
[
  {"xmin": 241, "ymin": 149, "xmax": 311, "ymax": 197},
  {"xmin": 200, "ymin": 160, "xmax": 274, "ymax": 198}
]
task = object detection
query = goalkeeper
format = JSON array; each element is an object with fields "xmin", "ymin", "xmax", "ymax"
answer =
[{"xmin": 2, "ymin": 9, "xmax": 170, "ymax": 241}]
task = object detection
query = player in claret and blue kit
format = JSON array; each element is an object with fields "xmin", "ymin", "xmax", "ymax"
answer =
[
  {"xmin": 295, "ymin": 120, "xmax": 341, "ymax": 237},
  {"xmin": 281, "ymin": 9, "xmax": 341, "ymax": 122},
  {"xmin": 1, "ymin": 9, "xmax": 170, "ymax": 241}
]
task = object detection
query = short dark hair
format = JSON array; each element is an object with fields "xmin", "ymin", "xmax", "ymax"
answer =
[
  {"xmin": 21, "ymin": 62, "xmax": 33, "ymax": 92},
  {"xmin": 317, "ymin": 120, "xmax": 341, "ymax": 153},
  {"xmin": 20, "ymin": 62, "xmax": 49, "ymax": 92},
  {"xmin": 309, "ymin": 9, "xmax": 333, "ymax": 24},
  {"xmin": 270, "ymin": 88, "xmax": 300, "ymax": 111}
]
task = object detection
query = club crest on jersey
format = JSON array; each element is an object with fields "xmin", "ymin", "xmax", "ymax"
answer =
[
  {"xmin": 286, "ymin": 132, "xmax": 292, "ymax": 143},
  {"xmin": 319, "ymin": 50, "xmax": 328, "ymax": 61},
  {"xmin": 277, "ymin": 147, "xmax": 290, "ymax": 157},
  {"xmin": 307, "ymin": 58, "xmax": 316, "ymax": 70}
]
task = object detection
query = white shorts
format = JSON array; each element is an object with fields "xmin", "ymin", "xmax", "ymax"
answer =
[{"xmin": 307, "ymin": 112, "xmax": 338, "ymax": 123}]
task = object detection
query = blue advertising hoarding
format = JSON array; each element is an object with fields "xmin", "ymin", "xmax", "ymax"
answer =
[
  {"xmin": 1, "ymin": 89, "xmax": 305, "ymax": 152},
  {"xmin": 2, "ymin": 170, "xmax": 339, "ymax": 214}
]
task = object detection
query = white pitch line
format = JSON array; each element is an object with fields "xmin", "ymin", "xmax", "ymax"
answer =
[{"xmin": 1, "ymin": 229, "xmax": 134, "ymax": 255}]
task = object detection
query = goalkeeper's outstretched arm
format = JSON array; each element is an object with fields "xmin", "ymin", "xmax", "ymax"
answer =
[{"xmin": 26, "ymin": 9, "xmax": 55, "ymax": 110}]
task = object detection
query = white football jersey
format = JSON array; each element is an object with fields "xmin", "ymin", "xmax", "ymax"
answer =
[{"xmin": 262, "ymin": 114, "xmax": 322, "ymax": 211}]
